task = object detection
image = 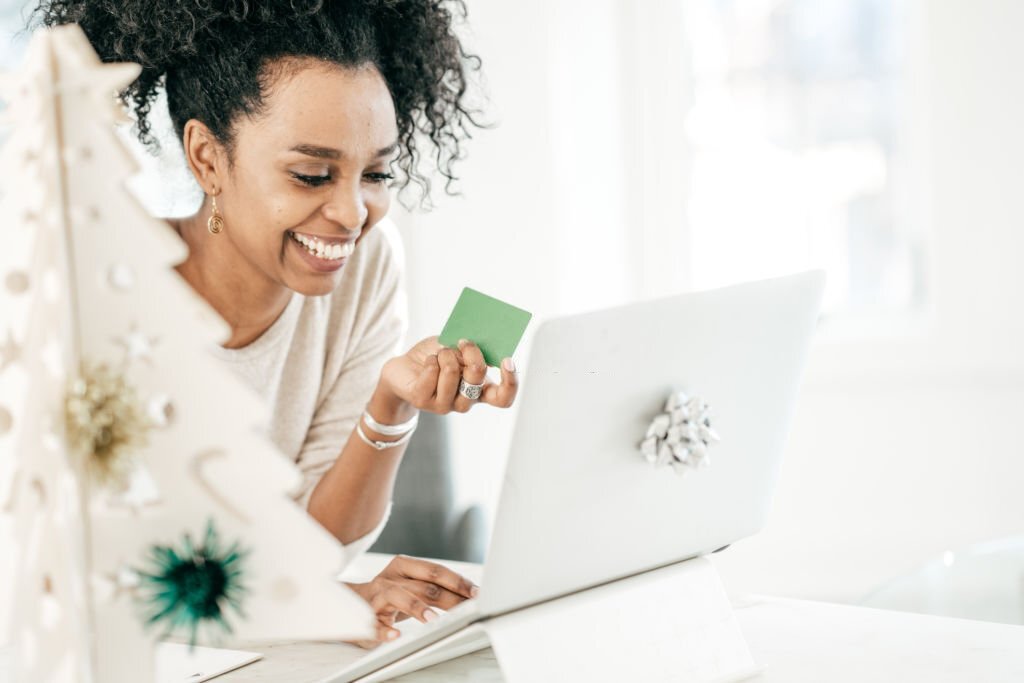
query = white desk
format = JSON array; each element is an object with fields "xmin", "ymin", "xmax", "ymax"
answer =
[
  {"xmin": 213, "ymin": 599, "xmax": 1024, "ymax": 682},
  {"xmin": 212, "ymin": 553, "xmax": 1024, "ymax": 682},
  {"xmin": 4, "ymin": 553, "xmax": 1024, "ymax": 682}
]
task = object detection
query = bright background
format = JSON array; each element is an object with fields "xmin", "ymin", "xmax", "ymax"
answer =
[
  {"xmin": 3, "ymin": 0, "xmax": 1023, "ymax": 612},
  {"xmin": 390, "ymin": 0, "xmax": 1024, "ymax": 608}
]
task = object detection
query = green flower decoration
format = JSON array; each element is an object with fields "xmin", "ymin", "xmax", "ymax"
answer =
[{"xmin": 137, "ymin": 520, "xmax": 249, "ymax": 645}]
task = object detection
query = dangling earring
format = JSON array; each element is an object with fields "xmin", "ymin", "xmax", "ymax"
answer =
[{"xmin": 207, "ymin": 193, "xmax": 224, "ymax": 234}]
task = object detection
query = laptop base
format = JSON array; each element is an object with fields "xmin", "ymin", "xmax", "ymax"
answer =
[{"xmin": 349, "ymin": 555, "xmax": 759, "ymax": 683}]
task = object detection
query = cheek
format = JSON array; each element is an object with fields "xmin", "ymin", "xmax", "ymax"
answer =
[
  {"xmin": 364, "ymin": 187, "xmax": 392, "ymax": 228},
  {"xmin": 261, "ymin": 192, "xmax": 315, "ymax": 239},
  {"xmin": 235, "ymin": 163, "xmax": 314, "ymax": 234},
  {"xmin": 248, "ymin": 200, "xmax": 292, "ymax": 253}
]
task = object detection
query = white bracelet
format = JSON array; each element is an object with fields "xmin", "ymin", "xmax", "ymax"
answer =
[
  {"xmin": 362, "ymin": 408, "xmax": 419, "ymax": 436},
  {"xmin": 356, "ymin": 421, "xmax": 417, "ymax": 451}
]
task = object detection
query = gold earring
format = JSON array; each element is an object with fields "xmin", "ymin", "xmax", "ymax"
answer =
[{"xmin": 207, "ymin": 193, "xmax": 224, "ymax": 234}]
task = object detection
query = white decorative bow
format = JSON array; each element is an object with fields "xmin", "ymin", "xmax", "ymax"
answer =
[{"xmin": 639, "ymin": 391, "xmax": 720, "ymax": 475}]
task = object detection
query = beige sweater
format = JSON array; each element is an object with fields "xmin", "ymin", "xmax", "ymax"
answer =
[{"xmin": 209, "ymin": 221, "xmax": 408, "ymax": 561}]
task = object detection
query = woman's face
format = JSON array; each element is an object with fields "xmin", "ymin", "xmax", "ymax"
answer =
[{"xmin": 217, "ymin": 60, "xmax": 399, "ymax": 297}]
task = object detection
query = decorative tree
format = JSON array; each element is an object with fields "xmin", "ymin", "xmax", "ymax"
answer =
[{"xmin": 0, "ymin": 25, "xmax": 375, "ymax": 683}]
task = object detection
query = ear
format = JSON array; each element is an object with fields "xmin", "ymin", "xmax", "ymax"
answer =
[{"xmin": 181, "ymin": 119, "xmax": 227, "ymax": 194}]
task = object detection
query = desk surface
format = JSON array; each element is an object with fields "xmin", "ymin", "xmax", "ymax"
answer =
[
  {"xmin": 217, "ymin": 598, "xmax": 1024, "ymax": 682},
  {"xmin": 214, "ymin": 553, "xmax": 1024, "ymax": 682},
  {"xmin": 4, "ymin": 553, "xmax": 1024, "ymax": 682}
]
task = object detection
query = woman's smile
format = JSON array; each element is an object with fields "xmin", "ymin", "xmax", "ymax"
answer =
[{"xmin": 287, "ymin": 229, "xmax": 356, "ymax": 272}]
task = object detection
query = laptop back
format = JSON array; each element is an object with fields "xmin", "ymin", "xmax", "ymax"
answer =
[{"xmin": 479, "ymin": 271, "xmax": 825, "ymax": 616}]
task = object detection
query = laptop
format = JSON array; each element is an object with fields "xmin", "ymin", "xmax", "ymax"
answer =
[{"xmin": 332, "ymin": 270, "xmax": 825, "ymax": 682}]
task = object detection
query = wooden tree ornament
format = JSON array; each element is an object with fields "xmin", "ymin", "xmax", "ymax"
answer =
[{"xmin": 0, "ymin": 24, "xmax": 375, "ymax": 683}]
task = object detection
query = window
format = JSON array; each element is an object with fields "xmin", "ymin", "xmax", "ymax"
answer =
[
  {"xmin": 0, "ymin": 4, "xmax": 30, "ymax": 70},
  {"xmin": 683, "ymin": 0, "xmax": 925, "ymax": 319}
]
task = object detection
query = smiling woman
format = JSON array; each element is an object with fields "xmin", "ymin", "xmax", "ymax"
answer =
[
  {"xmin": 171, "ymin": 62, "xmax": 401, "ymax": 309},
  {"xmin": 29, "ymin": 0, "xmax": 509, "ymax": 645}
]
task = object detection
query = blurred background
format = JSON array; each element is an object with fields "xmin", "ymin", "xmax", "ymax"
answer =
[{"xmin": 3, "ymin": 0, "xmax": 1023, "ymax": 623}]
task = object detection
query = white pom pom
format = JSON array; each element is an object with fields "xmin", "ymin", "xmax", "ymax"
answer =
[
  {"xmin": 640, "ymin": 436, "xmax": 658, "ymax": 463},
  {"xmin": 640, "ymin": 391, "xmax": 719, "ymax": 473},
  {"xmin": 646, "ymin": 413, "xmax": 671, "ymax": 439}
]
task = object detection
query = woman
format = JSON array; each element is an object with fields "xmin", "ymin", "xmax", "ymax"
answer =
[{"xmin": 33, "ymin": 0, "xmax": 514, "ymax": 644}]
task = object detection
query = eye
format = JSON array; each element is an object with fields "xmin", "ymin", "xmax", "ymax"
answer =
[
  {"xmin": 290, "ymin": 171, "xmax": 331, "ymax": 187},
  {"xmin": 364, "ymin": 172, "xmax": 395, "ymax": 185}
]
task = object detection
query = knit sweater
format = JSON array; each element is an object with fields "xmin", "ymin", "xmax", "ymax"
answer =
[{"xmin": 209, "ymin": 220, "xmax": 407, "ymax": 562}]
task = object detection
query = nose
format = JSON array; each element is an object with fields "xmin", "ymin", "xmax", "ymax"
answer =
[{"xmin": 322, "ymin": 178, "xmax": 369, "ymax": 231}]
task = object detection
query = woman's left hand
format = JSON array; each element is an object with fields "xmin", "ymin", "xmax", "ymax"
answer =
[
  {"xmin": 378, "ymin": 336, "xmax": 518, "ymax": 415},
  {"xmin": 343, "ymin": 555, "xmax": 479, "ymax": 648}
]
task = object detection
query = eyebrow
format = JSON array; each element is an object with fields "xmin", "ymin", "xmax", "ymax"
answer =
[{"xmin": 289, "ymin": 141, "xmax": 399, "ymax": 160}]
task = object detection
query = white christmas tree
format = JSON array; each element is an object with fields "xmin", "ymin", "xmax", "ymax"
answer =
[{"xmin": 0, "ymin": 24, "xmax": 375, "ymax": 683}]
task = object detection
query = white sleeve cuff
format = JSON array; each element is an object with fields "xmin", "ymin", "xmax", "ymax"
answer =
[{"xmin": 339, "ymin": 500, "xmax": 394, "ymax": 570}]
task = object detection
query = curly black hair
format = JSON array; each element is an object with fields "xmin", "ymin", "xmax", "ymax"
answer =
[{"xmin": 28, "ymin": 0, "xmax": 484, "ymax": 207}]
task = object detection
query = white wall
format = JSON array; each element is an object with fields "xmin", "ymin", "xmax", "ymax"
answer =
[
  {"xmin": 396, "ymin": 0, "xmax": 1024, "ymax": 604},
  {"xmin": 391, "ymin": 0, "xmax": 654, "ymax": 514},
  {"xmin": 711, "ymin": 0, "xmax": 1024, "ymax": 602}
]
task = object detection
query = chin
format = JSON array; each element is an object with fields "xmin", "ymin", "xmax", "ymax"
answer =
[{"xmin": 290, "ymin": 274, "xmax": 344, "ymax": 297}]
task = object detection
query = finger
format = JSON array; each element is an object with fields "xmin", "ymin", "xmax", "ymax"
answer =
[
  {"xmin": 481, "ymin": 357, "xmax": 519, "ymax": 409},
  {"xmin": 377, "ymin": 621, "xmax": 401, "ymax": 643},
  {"xmin": 404, "ymin": 578, "xmax": 470, "ymax": 611},
  {"xmin": 349, "ymin": 639, "xmax": 380, "ymax": 650},
  {"xmin": 452, "ymin": 339, "xmax": 488, "ymax": 413},
  {"xmin": 455, "ymin": 340, "xmax": 488, "ymax": 384},
  {"xmin": 371, "ymin": 585, "xmax": 440, "ymax": 624},
  {"xmin": 391, "ymin": 555, "xmax": 479, "ymax": 600},
  {"xmin": 410, "ymin": 354, "xmax": 440, "ymax": 406},
  {"xmin": 346, "ymin": 619, "xmax": 400, "ymax": 649},
  {"xmin": 412, "ymin": 335, "xmax": 445, "ymax": 361},
  {"xmin": 433, "ymin": 348, "xmax": 463, "ymax": 410}
]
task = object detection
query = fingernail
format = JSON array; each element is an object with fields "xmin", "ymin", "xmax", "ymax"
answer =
[
  {"xmin": 502, "ymin": 358, "xmax": 516, "ymax": 373},
  {"xmin": 387, "ymin": 629, "xmax": 400, "ymax": 640},
  {"xmin": 423, "ymin": 609, "xmax": 438, "ymax": 623},
  {"xmin": 470, "ymin": 585, "xmax": 480, "ymax": 598},
  {"xmin": 458, "ymin": 338, "xmax": 469, "ymax": 348}
]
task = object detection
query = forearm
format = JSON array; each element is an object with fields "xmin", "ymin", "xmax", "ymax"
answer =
[{"xmin": 306, "ymin": 383, "xmax": 418, "ymax": 544}]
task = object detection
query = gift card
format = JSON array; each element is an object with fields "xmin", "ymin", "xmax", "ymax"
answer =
[{"xmin": 438, "ymin": 287, "xmax": 532, "ymax": 367}]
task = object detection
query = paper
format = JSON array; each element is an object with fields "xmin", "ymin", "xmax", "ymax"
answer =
[
  {"xmin": 438, "ymin": 288, "xmax": 532, "ymax": 367},
  {"xmin": 486, "ymin": 557, "xmax": 758, "ymax": 683},
  {"xmin": 155, "ymin": 642, "xmax": 262, "ymax": 683}
]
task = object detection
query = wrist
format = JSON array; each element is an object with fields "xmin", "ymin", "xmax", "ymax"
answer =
[
  {"xmin": 344, "ymin": 581, "xmax": 371, "ymax": 602},
  {"xmin": 367, "ymin": 381, "xmax": 417, "ymax": 427}
]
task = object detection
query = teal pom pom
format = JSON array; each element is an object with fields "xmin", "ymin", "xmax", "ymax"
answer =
[{"xmin": 137, "ymin": 520, "xmax": 248, "ymax": 645}]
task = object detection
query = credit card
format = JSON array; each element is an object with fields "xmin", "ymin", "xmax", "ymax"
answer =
[{"xmin": 438, "ymin": 287, "xmax": 532, "ymax": 367}]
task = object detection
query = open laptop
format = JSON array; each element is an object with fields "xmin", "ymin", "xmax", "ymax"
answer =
[{"xmin": 332, "ymin": 270, "xmax": 825, "ymax": 682}]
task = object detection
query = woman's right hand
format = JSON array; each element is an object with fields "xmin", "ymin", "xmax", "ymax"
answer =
[
  {"xmin": 344, "ymin": 555, "xmax": 479, "ymax": 648},
  {"xmin": 377, "ymin": 336, "xmax": 519, "ymax": 416}
]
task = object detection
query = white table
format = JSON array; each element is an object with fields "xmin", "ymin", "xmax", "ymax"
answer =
[
  {"xmin": 5, "ymin": 553, "xmax": 1024, "ymax": 682},
  {"xmin": 212, "ymin": 553, "xmax": 1024, "ymax": 682},
  {"xmin": 215, "ymin": 599, "xmax": 1024, "ymax": 682}
]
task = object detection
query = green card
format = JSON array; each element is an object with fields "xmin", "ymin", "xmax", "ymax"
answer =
[{"xmin": 439, "ymin": 287, "xmax": 532, "ymax": 367}]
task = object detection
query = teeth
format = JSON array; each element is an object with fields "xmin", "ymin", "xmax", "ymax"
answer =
[{"xmin": 290, "ymin": 231, "xmax": 353, "ymax": 261}]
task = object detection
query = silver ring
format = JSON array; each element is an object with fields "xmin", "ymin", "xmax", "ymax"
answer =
[{"xmin": 458, "ymin": 377, "xmax": 484, "ymax": 401}]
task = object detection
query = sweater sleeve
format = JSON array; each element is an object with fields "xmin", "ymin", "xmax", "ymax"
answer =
[{"xmin": 292, "ymin": 223, "xmax": 409, "ymax": 563}]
